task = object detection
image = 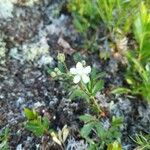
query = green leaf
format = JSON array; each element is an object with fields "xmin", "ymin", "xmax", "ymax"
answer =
[
  {"xmin": 58, "ymin": 62, "xmax": 65, "ymax": 73},
  {"xmin": 43, "ymin": 117, "xmax": 49, "ymax": 129},
  {"xmin": 70, "ymin": 89, "xmax": 89, "ymax": 100},
  {"xmin": 91, "ymin": 68, "xmax": 105, "ymax": 81},
  {"xmin": 90, "ymin": 68, "xmax": 99, "ymax": 79},
  {"xmin": 79, "ymin": 114, "xmax": 96, "ymax": 123},
  {"xmin": 0, "ymin": 128, "xmax": 9, "ymax": 150},
  {"xmin": 112, "ymin": 116, "xmax": 123, "ymax": 127},
  {"xmin": 0, "ymin": 140, "xmax": 9, "ymax": 150},
  {"xmin": 73, "ymin": 16, "xmax": 89, "ymax": 32},
  {"xmin": 80, "ymin": 122, "xmax": 95, "ymax": 139},
  {"xmin": 25, "ymin": 120, "xmax": 45, "ymax": 136},
  {"xmin": 95, "ymin": 123, "xmax": 107, "ymax": 140},
  {"xmin": 111, "ymin": 88, "xmax": 131, "ymax": 95},
  {"xmin": 87, "ymin": 143, "xmax": 97, "ymax": 150},
  {"xmin": 92, "ymin": 80, "xmax": 104, "ymax": 96},
  {"xmin": 24, "ymin": 109, "xmax": 50, "ymax": 137},
  {"xmin": 134, "ymin": 16, "xmax": 143, "ymax": 44},
  {"xmin": 73, "ymin": 52, "xmax": 84, "ymax": 63},
  {"xmin": 107, "ymin": 141, "xmax": 122, "ymax": 150},
  {"xmin": 24, "ymin": 108, "xmax": 37, "ymax": 120}
]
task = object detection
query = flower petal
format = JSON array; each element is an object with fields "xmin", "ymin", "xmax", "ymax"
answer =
[
  {"xmin": 76, "ymin": 62, "xmax": 83, "ymax": 70},
  {"xmin": 73, "ymin": 75, "xmax": 81, "ymax": 84},
  {"xmin": 82, "ymin": 74, "xmax": 90, "ymax": 84},
  {"xmin": 70, "ymin": 68, "xmax": 77, "ymax": 74},
  {"xmin": 84, "ymin": 66, "xmax": 91, "ymax": 74}
]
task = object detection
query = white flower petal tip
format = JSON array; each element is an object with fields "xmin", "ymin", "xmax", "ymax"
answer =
[
  {"xmin": 70, "ymin": 68, "xmax": 77, "ymax": 74},
  {"xmin": 76, "ymin": 62, "xmax": 83, "ymax": 69},
  {"xmin": 82, "ymin": 74, "xmax": 90, "ymax": 84},
  {"xmin": 73, "ymin": 75, "xmax": 81, "ymax": 84},
  {"xmin": 84, "ymin": 66, "xmax": 91, "ymax": 74}
]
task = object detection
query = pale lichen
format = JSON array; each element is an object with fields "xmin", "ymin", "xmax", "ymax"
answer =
[
  {"xmin": 0, "ymin": 0, "xmax": 14, "ymax": 19},
  {"xmin": 10, "ymin": 37, "xmax": 53, "ymax": 67}
]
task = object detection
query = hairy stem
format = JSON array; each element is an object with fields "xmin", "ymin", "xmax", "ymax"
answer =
[{"xmin": 78, "ymin": 83, "xmax": 102, "ymax": 116}]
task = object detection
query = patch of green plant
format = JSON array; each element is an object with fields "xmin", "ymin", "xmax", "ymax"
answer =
[
  {"xmin": 112, "ymin": 2, "xmax": 150, "ymax": 101},
  {"xmin": 70, "ymin": 67, "xmax": 105, "ymax": 114},
  {"xmin": 49, "ymin": 53, "xmax": 124, "ymax": 148},
  {"xmin": 24, "ymin": 108, "xmax": 50, "ymax": 136},
  {"xmin": 79, "ymin": 114, "xmax": 123, "ymax": 150},
  {"xmin": 67, "ymin": 0, "xmax": 101, "ymax": 52},
  {"xmin": 50, "ymin": 53, "xmax": 105, "ymax": 116},
  {"xmin": 97, "ymin": 0, "xmax": 140, "ymax": 34},
  {"xmin": 68, "ymin": 0, "xmax": 140, "ymax": 34},
  {"xmin": 107, "ymin": 141, "xmax": 122, "ymax": 150},
  {"xmin": 131, "ymin": 133, "xmax": 150, "ymax": 150},
  {"xmin": 24, "ymin": 108, "xmax": 69, "ymax": 149},
  {"xmin": 0, "ymin": 128, "xmax": 10, "ymax": 150},
  {"xmin": 67, "ymin": 0, "xmax": 100, "ymax": 33},
  {"xmin": 67, "ymin": 0, "xmax": 142, "ymax": 55},
  {"xmin": 133, "ymin": 2, "xmax": 150, "ymax": 63}
]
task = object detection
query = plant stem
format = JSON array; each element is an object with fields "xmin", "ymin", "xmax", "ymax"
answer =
[
  {"xmin": 91, "ymin": 96, "xmax": 102, "ymax": 114},
  {"xmin": 78, "ymin": 83, "xmax": 102, "ymax": 116},
  {"xmin": 63, "ymin": 62, "xmax": 69, "ymax": 72}
]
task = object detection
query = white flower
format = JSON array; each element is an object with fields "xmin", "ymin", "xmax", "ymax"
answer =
[{"xmin": 70, "ymin": 62, "xmax": 91, "ymax": 84}]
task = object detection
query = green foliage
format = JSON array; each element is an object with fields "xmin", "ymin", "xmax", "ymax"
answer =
[
  {"xmin": 0, "ymin": 128, "xmax": 10, "ymax": 150},
  {"xmin": 126, "ymin": 54, "xmax": 150, "ymax": 101},
  {"xmin": 70, "ymin": 89, "xmax": 89, "ymax": 101},
  {"xmin": 68, "ymin": 0, "xmax": 140, "ymax": 34},
  {"xmin": 79, "ymin": 115, "xmax": 123, "ymax": 150},
  {"xmin": 50, "ymin": 54, "xmax": 105, "ymax": 115},
  {"xmin": 67, "ymin": 0, "xmax": 100, "ymax": 32},
  {"xmin": 125, "ymin": 2, "xmax": 150, "ymax": 101},
  {"xmin": 133, "ymin": 2, "xmax": 150, "ymax": 63},
  {"xmin": 70, "ymin": 70, "xmax": 104, "ymax": 99},
  {"xmin": 97, "ymin": 0, "xmax": 139, "ymax": 33},
  {"xmin": 70, "ymin": 68, "xmax": 104, "ymax": 114},
  {"xmin": 111, "ymin": 87, "xmax": 132, "ymax": 95},
  {"xmin": 73, "ymin": 52, "xmax": 84, "ymax": 63},
  {"xmin": 112, "ymin": 2, "xmax": 150, "ymax": 102},
  {"xmin": 24, "ymin": 108, "xmax": 69, "ymax": 148},
  {"xmin": 67, "ymin": 0, "xmax": 142, "ymax": 54},
  {"xmin": 132, "ymin": 133, "xmax": 150, "ymax": 150},
  {"xmin": 24, "ymin": 108, "xmax": 50, "ymax": 136},
  {"xmin": 107, "ymin": 141, "xmax": 122, "ymax": 150}
]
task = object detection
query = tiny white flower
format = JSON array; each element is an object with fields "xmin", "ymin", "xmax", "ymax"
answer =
[{"xmin": 70, "ymin": 62, "xmax": 91, "ymax": 84}]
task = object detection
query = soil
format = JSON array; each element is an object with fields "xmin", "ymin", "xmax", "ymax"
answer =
[{"xmin": 0, "ymin": 0, "xmax": 150, "ymax": 150}]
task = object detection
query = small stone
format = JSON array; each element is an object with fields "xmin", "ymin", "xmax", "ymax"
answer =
[
  {"xmin": 16, "ymin": 144, "xmax": 22, "ymax": 150},
  {"xmin": 34, "ymin": 101, "xmax": 45, "ymax": 109}
]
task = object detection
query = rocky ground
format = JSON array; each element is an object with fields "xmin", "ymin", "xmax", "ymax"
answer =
[{"xmin": 0, "ymin": 0, "xmax": 150, "ymax": 150}]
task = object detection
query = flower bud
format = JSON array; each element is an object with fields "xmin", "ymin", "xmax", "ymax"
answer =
[
  {"xmin": 50, "ymin": 71, "xmax": 57, "ymax": 78},
  {"xmin": 57, "ymin": 53, "xmax": 65, "ymax": 62},
  {"xmin": 54, "ymin": 67, "xmax": 59, "ymax": 72},
  {"xmin": 82, "ymin": 60, "xmax": 86, "ymax": 66},
  {"xmin": 57, "ymin": 70, "xmax": 62, "ymax": 75},
  {"xmin": 54, "ymin": 67, "xmax": 62, "ymax": 75}
]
